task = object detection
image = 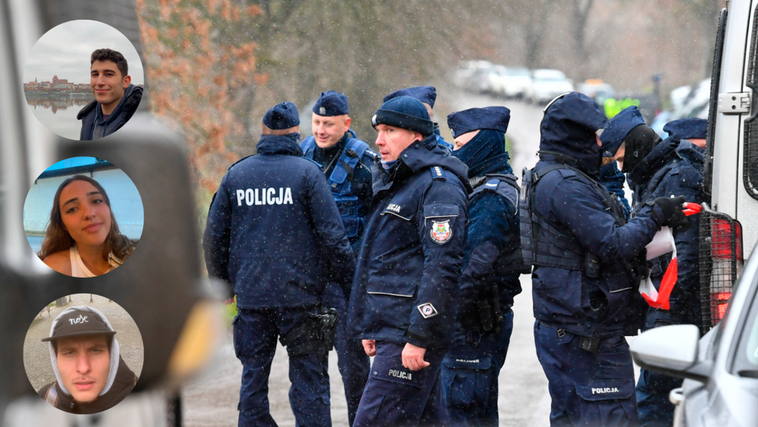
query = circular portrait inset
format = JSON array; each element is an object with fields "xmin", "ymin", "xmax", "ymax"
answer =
[
  {"xmin": 23, "ymin": 157, "xmax": 143, "ymax": 277},
  {"xmin": 23, "ymin": 20, "xmax": 145, "ymax": 140},
  {"xmin": 23, "ymin": 294, "xmax": 143, "ymax": 414}
]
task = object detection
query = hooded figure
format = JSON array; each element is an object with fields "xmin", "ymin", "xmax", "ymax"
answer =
[
  {"xmin": 37, "ymin": 306, "xmax": 137, "ymax": 414},
  {"xmin": 521, "ymin": 92, "xmax": 688, "ymax": 426},
  {"xmin": 441, "ymin": 106, "xmax": 525, "ymax": 426},
  {"xmin": 632, "ymin": 118, "xmax": 707, "ymax": 427}
]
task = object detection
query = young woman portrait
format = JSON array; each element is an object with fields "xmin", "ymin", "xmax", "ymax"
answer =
[{"xmin": 37, "ymin": 175, "xmax": 136, "ymax": 277}]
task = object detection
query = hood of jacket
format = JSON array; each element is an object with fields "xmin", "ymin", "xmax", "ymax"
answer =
[
  {"xmin": 676, "ymin": 139, "xmax": 705, "ymax": 173},
  {"xmin": 538, "ymin": 92, "xmax": 607, "ymax": 177},
  {"xmin": 627, "ymin": 136, "xmax": 679, "ymax": 191},
  {"xmin": 256, "ymin": 134, "xmax": 304, "ymax": 156}
]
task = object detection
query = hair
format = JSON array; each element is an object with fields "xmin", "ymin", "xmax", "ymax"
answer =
[
  {"xmin": 38, "ymin": 175, "xmax": 136, "ymax": 262},
  {"xmin": 261, "ymin": 123, "xmax": 299, "ymax": 136},
  {"xmin": 90, "ymin": 48, "xmax": 128, "ymax": 79}
]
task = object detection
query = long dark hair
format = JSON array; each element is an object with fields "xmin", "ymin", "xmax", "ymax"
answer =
[{"xmin": 38, "ymin": 175, "xmax": 135, "ymax": 261}]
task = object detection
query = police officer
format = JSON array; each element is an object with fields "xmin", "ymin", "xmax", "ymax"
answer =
[
  {"xmin": 625, "ymin": 118, "xmax": 707, "ymax": 427},
  {"xmin": 300, "ymin": 90, "xmax": 374, "ymax": 426},
  {"xmin": 383, "ymin": 86, "xmax": 455, "ymax": 152},
  {"xmin": 440, "ymin": 107, "xmax": 524, "ymax": 426},
  {"xmin": 348, "ymin": 95, "xmax": 470, "ymax": 426},
  {"xmin": 204, "ymin": 102, "xmax": 355, "ymax": 427},
  {"xmin": 521, "ymin": 92, "xmax": 689, "ymax": 426}
]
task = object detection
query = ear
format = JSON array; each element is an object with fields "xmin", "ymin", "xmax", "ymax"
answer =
[
  {"xmin": 343, "ymin": 116, "xmax": 352, "ymax": 131},
  {"xmin": 122, "ymin": 75, "xmax": 131, "ymax": 88}
]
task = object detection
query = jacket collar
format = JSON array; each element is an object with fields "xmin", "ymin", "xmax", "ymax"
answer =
[{"xmin": 256, "ymin": 134, "xmax": 304, "ymax": 156}]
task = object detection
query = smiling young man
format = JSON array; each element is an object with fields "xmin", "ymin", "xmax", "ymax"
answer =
[
  {"xmin": 77, "ymin": 48, "xmax": 143, "ymax": 140},
  {"xmin": 38, "ymin": 306, "xmax": 137, "ymax": 414},
  {"xmin": 299, "ymin": 91, "xmax": 376, "ymax": 426}
]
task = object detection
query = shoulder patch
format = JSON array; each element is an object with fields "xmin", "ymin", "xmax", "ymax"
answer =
[{"xmin": 417, "ymin": 302, "xmax": 439, "ymax": 319}]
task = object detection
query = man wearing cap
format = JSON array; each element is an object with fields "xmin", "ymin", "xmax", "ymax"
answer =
[
  {"xmin": 440, "ymin": 106, "xmax": 526, "ymax": 426},
  {"xmin": 626, "ymin": 118, "xmax": 707, "ymax": 427},
  {"xmin": 347, "ymin": 95, "xmax": 470, "ymax": 426},
  {"xmin": 204, "ymin": 102, "xmax": 356, "ymax": 427},
  {"xmin": 383, "ymin": 86, "xmax": 455, "ymax": 152},
  {"xmin": 38, "ymin": 306, "xmax": 137, "ymax": 414},
  {"xmin": 300, "ymin": 90, "xmax": 375, "ymax": 425},
  {"xmin": 520, "ymin": 92, "xmax": 689, "ymax": 426}
]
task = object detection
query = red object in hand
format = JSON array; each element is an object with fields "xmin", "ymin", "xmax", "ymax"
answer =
[
  {"xmin": 642, "ymin": 257, "xmax": 678, "ymax": 310},
  {"xmin": 683, "ymin": 202, "xmax": 701, "ymax": 216}
]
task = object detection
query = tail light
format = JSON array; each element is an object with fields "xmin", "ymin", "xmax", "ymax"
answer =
[{"xmin": 699, "ymin": 204, "xmax": 744, "ymax": 333}]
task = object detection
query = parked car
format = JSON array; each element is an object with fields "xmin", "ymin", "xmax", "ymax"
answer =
[
  {"xmin": 578, "ymin": 79, "xmax": 616, "ymax": 106},
  {"xmin": 452, "ymin": 59, "xmax": 492, "ymax": 90},
  {"xmin": 526, "ymin": 69, "xmax": 574, "ymax": 104},
  {"xmin": 488, "ymin": 65, "xmax": 532, "ymax": 98},
  {"xmin": 631, "ymin": 236, "xmax": 755, "ymax": 427}
]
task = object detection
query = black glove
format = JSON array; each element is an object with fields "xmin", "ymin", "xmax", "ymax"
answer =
[{"xmin": 650, "ymin": 196, "xmax": 688, "ymax": 229}]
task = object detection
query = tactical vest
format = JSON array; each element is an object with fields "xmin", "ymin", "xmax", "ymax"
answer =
[
  {"xmin": 301, "ymin": 131, "xmax": 374, "ymax": 239},
  {"xmin": 520, "ymin": 163, "xmax": 629, "ymax": 272},
  {"xmin": 471, "ymin": 173, "xmax": 528, "ymax": 276}
]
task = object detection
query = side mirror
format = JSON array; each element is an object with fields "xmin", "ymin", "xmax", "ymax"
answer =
[{"xmin": 631, "ymin": 324, "xmax": 711, "ymax": 382}]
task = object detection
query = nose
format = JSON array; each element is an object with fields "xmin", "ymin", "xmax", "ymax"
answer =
[
  {"xmin": 375, "ymin": 131, "xmax": 385, "ymax": 146},
  {"xmin": 76, "ymin": 353, "xmax": 92, "ymax": 374},
  {"xmin": 82, "ymin": 203, "xmax": 96, "ymax": 220}
]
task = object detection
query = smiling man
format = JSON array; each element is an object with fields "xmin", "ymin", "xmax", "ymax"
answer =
[
  {"xmin": 38, "ymin": 306, "xmax": 137, "ymax": 414},
  {"xmin": 77, "ymin": 48, "xmax": 143, "ymax": 140}
]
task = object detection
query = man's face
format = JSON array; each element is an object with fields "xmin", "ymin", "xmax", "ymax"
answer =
[
  {"xmin": 613, "ymin": 142, "xmax": 626, "ymax": 171},
  {"xmin": 311, "ymin": 113, "xmax": 350, "ymax": 148},
  {"xmin": 453, "ymin": 130, "xmax": 480, "ymax": 151},
  {"xmin": 375, "ymin": 124, "xmax": 421, "ymax": 162},
  {"xmin": 56, "ymin": 335, "xmax": 110, "ymax": 403},
  {"xmin": 90, "ymin": 60, "xmax": 130, "ymax": 114}
]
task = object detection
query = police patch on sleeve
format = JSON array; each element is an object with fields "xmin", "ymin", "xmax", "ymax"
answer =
[
  {"xmin": 417, "ymin": 302, "xmax": 438, "ymax": 319},
  {"xmin": 430, "ymin": 220, "xmax": 452, "ymax": 245}
]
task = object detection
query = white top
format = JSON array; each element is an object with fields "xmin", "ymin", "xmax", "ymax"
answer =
[{"xmin": 68, "ymin": 246, "xmax": 122, "ymax": 277}]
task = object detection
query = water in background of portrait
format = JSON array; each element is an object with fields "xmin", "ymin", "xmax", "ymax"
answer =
[
  {"xmin": 23, "ymin": 20, "xmax": 145, "ymax": 140},
  {"xmin": 22, "ymin": 293, "xmax": 144, "ymax": 393},
  {"xmin": 23, "ymin": 157, "xmax": 144, "ymax": 255}
]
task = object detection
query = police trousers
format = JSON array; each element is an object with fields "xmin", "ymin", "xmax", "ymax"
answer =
[
  {"xmin": 441, "ymin": 309, "xmax": 514, "ymax": 427},
  {"xmin": 353, "ymin": 341, "xmax": 449, "ymax": 427},
  {"xmin": 534, "ymin": 321, "xmax": 637, "ymax": 427},
  {"xmin": 322, "ymin": 282, "xmax": 370, "ymax": 427},
  {"xmin": 233, "ymin": 306, "xmax": 330, "ymax": 427}
]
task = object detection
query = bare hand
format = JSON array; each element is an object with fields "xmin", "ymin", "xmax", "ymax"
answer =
[
  {"xmin": 224, "ymin": 297, "xmax": 235, "ymax": 305},
  {"xmin": 402, "ymin": 342, "xmax": 430, "ymax": 371},
  {"xmin": 362, "ymin": 339, "xmax": 376, "ymax": 356}
]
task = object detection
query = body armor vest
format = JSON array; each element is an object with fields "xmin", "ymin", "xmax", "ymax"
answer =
[
  {"xmin": 520, "ymin": 163, "xmax": 629, "ymax": 272},
  {"xmin": 471, "ymin": 173, "xmax": 528, "ymax": 276},
  {"xmin": 301, "ymin": 131, "xmax": 373, "ymax": 240}
]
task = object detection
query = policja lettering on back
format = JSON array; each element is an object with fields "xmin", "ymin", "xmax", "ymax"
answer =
[{"xmin": 235, "ymin": 187, "xmax": 293, "ymax": 206}]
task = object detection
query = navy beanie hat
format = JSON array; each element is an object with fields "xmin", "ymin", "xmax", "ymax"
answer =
[
  {"xmin": 312, "ymin": 90, "xmax": 349, "ymax": 116},
  {"xmin": 383, "ymin": 86, "xmax": 437, "ymax": 108},
  {"xmin": 663, "ymin": 118, "xmax": 708, "ymax": 140},
  {"xmin": 263, "ymin": 102, "xmax": 300, "ymax": 130},
  {"xmin": 599, "ymin": 106, "xmax": 645, "ymax": 156},
  {"xmin": 372, "ymin": 96, "xmax": 434, "ymax": 136},
  {"xmin": 447, "ymin": 106, "xmax": 511, "ymax": 138}
]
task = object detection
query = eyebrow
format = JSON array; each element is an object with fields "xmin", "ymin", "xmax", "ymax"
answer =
[{"xmin": 61, "ymin": 191, "xmax": 102, "ymax": 208}]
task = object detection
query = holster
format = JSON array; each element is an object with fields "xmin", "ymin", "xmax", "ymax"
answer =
[{"xmin": 279, "ymin": 307, "xmax": 339, "ymax": 357}]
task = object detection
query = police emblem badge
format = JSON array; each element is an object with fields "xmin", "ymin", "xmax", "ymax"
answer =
[
  {"xmin": 430, "ymin": 220, "xmax": 452, "ymax": 244},
  {"xmin": 319, "ymin": 106, "xmax": 326, "ymax": 115},
  {"xmin": 417, "ymin": 302, "xmax": 438, "ymax": 319}
]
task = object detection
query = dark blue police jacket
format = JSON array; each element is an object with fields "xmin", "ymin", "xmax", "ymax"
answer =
[
  {"xmin": 348, "ymin": 134, "xmax": 471, "ymax": 349},
  {"xmin": 78, "ymin": 84, "xmax": 143, "ymax": 140},
  {"xmin": 629, "ymin": 139, "xmax": 706, "ymax": 326},
  {"xmin": 203, "ymin": 134, "xmax": 356, "ymax": 309},
  {"xmin": 458, "ymin": 152, "xmax": 522, "ymax": 315},
  {"xmin": 530, "ymin": 108, "xmax": 662, "ymax": 338}
]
